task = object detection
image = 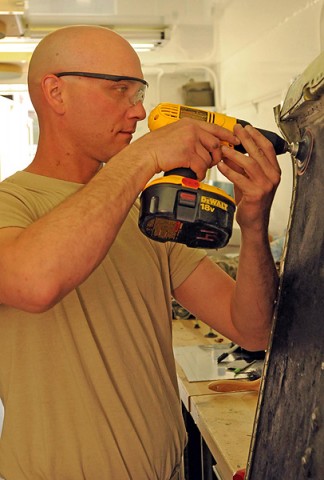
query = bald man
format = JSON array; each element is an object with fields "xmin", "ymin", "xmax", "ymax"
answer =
[{"xmin": 0, "ymin": 26, "xmax": 280, "ymax": 480}]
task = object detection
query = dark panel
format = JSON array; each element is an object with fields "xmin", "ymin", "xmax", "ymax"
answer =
[{"xmin": 247, "ymin": 53, "xmax": 324, "ymax": 479}]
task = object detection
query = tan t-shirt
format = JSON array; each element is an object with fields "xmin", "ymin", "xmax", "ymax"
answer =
[{"xmin": 0, "ymin": 172, "xmax": 206, "ymax": 480}]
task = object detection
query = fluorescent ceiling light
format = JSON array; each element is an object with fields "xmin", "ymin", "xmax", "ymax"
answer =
[
  {"xmin": 131, "ymin": 43, "xmax": 155, "ymax": 49},
  {"xmin": 131, "ymin": 43, "xmax": 155, "ymax": 52},
  {"xmin": 1, "ymin": 41, "xmax": 155, "ymax": 53},
  {"xmin": 1, "ymin": 40, "xmax": 158, "ymax": 54},
  {"xmin": 0, "ymin": 84, "xmax": 28, "ymax": 92},
  {"xmin": 0, "ymin": 39, "xmax": 39, "ymax": 52},
  {"xmin": 0, "ymin": 25, "xmax": 168, "ymax": 54}
]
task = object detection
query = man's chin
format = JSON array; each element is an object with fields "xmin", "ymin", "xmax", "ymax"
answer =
[{"xmin": 103, "ymin": 143, "xmax": 130, "ymax": 163}]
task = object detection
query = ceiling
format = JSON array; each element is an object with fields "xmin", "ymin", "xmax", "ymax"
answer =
[
  {"xmin": 1, "ymin": 0, "xmax": 229, "ymax": 28},
  {"xmin": 0, "ymin": 1, "xmax": 228, "ymax": 48},
  {"xmin": 0, "ymin": 0, "xmax": 231, "ymax": 82},
  {"xmin": 24, "ymin": 0, "xmax": 214, "ymax": 28}
]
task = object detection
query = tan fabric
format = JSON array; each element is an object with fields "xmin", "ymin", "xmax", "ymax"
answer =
[{"xmin": 0, "ymin": 172, "xmax": 206, "ymax": 480}]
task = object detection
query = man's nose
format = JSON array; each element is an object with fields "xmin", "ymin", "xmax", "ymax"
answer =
[{"xmin": 130, "ymin": 101, "xmax": 146, "ymax": 120}]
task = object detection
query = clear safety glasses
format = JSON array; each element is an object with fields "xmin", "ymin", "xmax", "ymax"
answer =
[{"xmin": 55, "ymin": 71, "xmax": 149, "ymax": 105}]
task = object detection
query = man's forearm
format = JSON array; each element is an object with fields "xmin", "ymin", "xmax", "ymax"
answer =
[
  {"xmin": 231, "ymin": 231, "xmax": 279, "ymax": 350},
  {"xmin": 0, "ymin": 148, "xmax": 154, "ymax": 311}
]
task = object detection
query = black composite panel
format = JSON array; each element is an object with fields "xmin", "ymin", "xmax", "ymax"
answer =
[{"xmin": 247, "ymin": 52, "xmax": 324, "ymax": 480}]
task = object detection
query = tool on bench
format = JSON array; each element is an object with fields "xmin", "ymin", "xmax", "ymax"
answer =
[
  {"xmin": 217, "ymin": 343, "xmax": 240, "ymax": 363},
  {"xmin": 208, "ymin": 366, "xmax": 262, "ymax": 392},
  {"xmin": 139, "ymin": 103, "xmax": 311, "ymax": 249},
  {"xmin": 208, "ymin": 376, "xmax": 261, "ymax": 393}
]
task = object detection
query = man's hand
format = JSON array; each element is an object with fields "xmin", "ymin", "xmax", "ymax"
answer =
[
  {"xmin": 133, "ymin": 118, "xmax": 241, "ymax": 181},
  {"xmin": 217, "ymin": 124, "xmax": 281, "ymax": 233}
]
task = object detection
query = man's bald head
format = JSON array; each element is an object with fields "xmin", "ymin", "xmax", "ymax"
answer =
[{"xmin": 28, "ymin": 25, "xmax": 143, "ymax": 110}]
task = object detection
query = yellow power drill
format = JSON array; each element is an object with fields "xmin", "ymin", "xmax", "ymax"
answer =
[{"xmin": 138, "ymin": 103, "xmax": 292, "ymax": 249}]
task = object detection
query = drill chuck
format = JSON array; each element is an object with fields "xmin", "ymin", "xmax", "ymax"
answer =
[
  {"xmin": 236, "ymin": 127, "xmax": 308, "ymax": 163},
  {"xmin": 234, "ymin": 121, "xmax": 290, "ymax": 156}
]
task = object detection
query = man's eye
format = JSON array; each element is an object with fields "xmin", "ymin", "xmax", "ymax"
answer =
[{"xmin": 115, "ymin": 84, "xmax": 128, "ymax": 94}]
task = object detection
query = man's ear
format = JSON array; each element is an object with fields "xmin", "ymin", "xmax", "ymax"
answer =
[{"xmin": 42, "ymin": 75, "xmax": 65, "ymax": 114}]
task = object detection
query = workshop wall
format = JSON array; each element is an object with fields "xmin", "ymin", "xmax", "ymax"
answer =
[{"xmin": 214, "ymin": 0, "xmax": 323, "ymax": 236}]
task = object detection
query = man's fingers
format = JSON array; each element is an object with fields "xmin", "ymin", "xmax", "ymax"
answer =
[{"xmin": 234, "ymin": 124, "xmax": 281, "ymax": 173}]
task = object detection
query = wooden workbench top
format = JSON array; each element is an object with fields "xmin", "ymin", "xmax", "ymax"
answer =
[
  {"xmin": 172, "ymin": 318, "xmax": 228, "ymax": 348},
  {"xmin": 172, "ymin": 319, "xmax": 258, "ymax": 480},
  {"xmin": 172, "ymin": 318, "xmax": 230, "ymax": 410},
  {"xmin": 191, "ymin": 392, "xmax": 257, "ymax": 479}
]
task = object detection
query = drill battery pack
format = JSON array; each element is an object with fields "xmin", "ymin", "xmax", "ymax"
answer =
[{"xmin": 139, "ymin": 172, "xmax": 236, "ymax": 249}]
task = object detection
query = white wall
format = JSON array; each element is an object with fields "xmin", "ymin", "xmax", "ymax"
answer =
[
  {"xmin": 0, "ymin": 95, "xmax": 34, "ymax": 180},
  {"xmin": 214, "ymin": 0, "xmax": 323, "ymax": 237}
]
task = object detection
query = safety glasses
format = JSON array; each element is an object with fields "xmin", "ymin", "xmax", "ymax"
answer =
[{"xmin": 55, "ymin": 71, "xmax": 149, "ymax": 105}]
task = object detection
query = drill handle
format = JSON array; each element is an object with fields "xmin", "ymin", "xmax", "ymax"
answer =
[{"xmin": 164, "ymin": 168, "xmax": 197, "ymax": 179}]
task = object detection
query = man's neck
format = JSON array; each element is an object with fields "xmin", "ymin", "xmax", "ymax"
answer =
[{"xmin": 24, "ymin": 156, "xmax": 103, "ymax": 184}]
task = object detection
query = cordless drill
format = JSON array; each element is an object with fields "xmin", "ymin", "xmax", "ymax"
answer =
[
  {"xmin": 138, "ymin": 103, "xmax": 291, "ymax": 249},
  {"xmin": 147, "ymin": 102, "xmax": 291, "ymax": 154}
]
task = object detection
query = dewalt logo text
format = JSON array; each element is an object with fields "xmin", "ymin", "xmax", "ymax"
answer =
[{"xmin": 200, "ymin": 195, "xmax": 228, "ymax": 212}]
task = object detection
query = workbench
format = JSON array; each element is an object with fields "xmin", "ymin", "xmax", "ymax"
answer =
[{"xmin": 172, "ymin": 319, "xmax": 258, "ymax": 480}]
